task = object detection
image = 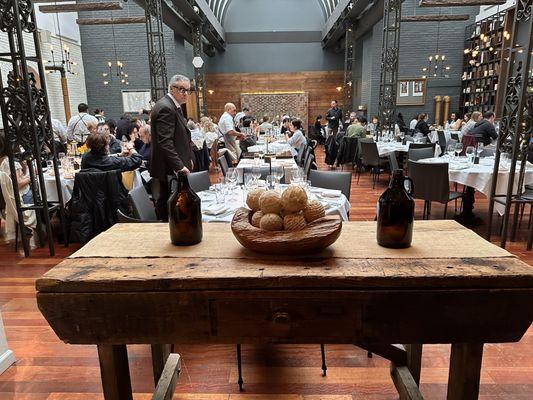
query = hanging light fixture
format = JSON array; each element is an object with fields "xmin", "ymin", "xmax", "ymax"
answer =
[
  {"xmin": 102, "ymin": 13, "xmax": 129, "ymax": 86},
  {"xmin": 421, "ymin": 8, "xmax": 451, "ymax": 79},
  {"xmin": 46, "ymin": 11, "xmax": 76, "ymax": 75}
]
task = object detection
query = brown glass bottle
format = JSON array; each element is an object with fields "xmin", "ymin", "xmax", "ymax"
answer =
[
  {"xmin": 377, "ymin": 169, "xmax": 414, "ymax": 248},
  {"xmin": 168, "ymin": 171, "xmax": 203, "ymax": 246}
]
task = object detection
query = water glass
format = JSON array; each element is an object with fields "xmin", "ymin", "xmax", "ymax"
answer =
[
  {"xmin": 500, "ymin": 152, "xmax": 509, "ymax": 169},
  {"xmin": 465, "ymin": 146, "xmax": 475, "ymax": 166},
  {"xmin": 266, "ymin": 175, "xmax": 276, "ymax": 190},
  {"xmin": 251, "ymin": 166, "xmax": 261, "ymax": 183},
  {"xmin": 272, "ymin": 165, "xmax": 284, "ymax": 183},
  {"xmin": 227, "ymin": 168, "xmax": 238, "ymax": 191},
  {"xmin": 447, "ymin": 144, "xmax": 455, "ymax": 160},
  {"xmin": 214, "ymin": 183, "xmax": 226, "ymax": 204},
  {"xmin": 253, "ymin": 153, "xmax": 261, "ymax": 165},
  {"xmin": 455, "ymin": 143, "xmax": 463, "ymax": 158},
  {"xmin": 476, "ymin": 143, "xmax": 484, "ymax": 158},
  {"xmin": 243, "ymin": 173, "xmax": 254, "ymax": 190}
]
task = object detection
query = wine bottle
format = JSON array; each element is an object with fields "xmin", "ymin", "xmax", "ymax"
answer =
[
  {"xmin": 168, "ymin": 171, "xmax": 203, "ymax": 246},
  {"xmin": 376, "ymin": 169, "xmax": 414, "ymax": 248}
]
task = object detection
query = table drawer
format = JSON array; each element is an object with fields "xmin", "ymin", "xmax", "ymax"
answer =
[{"xmin": 209, "ymin": 296, "xmax": 362, "ymax": 343}]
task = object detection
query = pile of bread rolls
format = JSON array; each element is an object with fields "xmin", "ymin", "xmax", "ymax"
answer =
[{"xmin": 246, "ymin": 186, "xmax": 326, "ymax": 231}]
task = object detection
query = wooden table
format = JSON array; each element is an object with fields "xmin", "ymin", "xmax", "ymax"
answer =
[{"xmin": 36, "ymin": 221, "xmax": 533, "ymax": 400}]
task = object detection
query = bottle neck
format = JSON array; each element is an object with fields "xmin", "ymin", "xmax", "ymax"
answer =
[
  {"xmin": 390, "ymin": 171, "xmax": 405, "ymax": 189},
  {"xmin": 178, "ymin": 172, "xmax": 190, "ymax": 191}
]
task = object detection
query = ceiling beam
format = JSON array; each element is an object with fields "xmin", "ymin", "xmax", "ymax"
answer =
[
  {"xmin": 401, "ymin": 14, "xmax": 470, "ymax": 21},
  {"xmin": 76, "ymin": 16, "xmax": 146, "ymax": 25},
  {"xmin": 322, "ymin": 0, "xmax": 374, "ymax": 48},
  {"xmin": 39, "ymin": 1, "xmax": 123, "ymax": 13},
  {"xmin": 419, "ymin": 0, "xmax": 506, "ymax": 7}
]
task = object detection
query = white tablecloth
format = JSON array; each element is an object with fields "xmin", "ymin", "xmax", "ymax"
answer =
[
  {"xmin": 198, "ymin": 185, "xmax": 351, "ymax": 223},
  {"xmin": 247, "ymin": 141, "xmax": 292, "ymax": 154},
  {"xmin": 419, "ymin": 156, "xmax": 533, "ymax": 215},
  {"xmin": 236, "ymin": 158, "xmax": 298, "ymax": 183},
  {"xmin": 44, "ymin": 174, "xmax": 74, "ymax": 203},
  {"xmin": 377, "ymin": 142, "xmax": 441, "ymax": 158}
]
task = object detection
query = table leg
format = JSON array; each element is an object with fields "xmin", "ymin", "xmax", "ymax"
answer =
[
  {"xmin": 97, "ymin": 345, "xmax": 133, "ymax": 400},
  {"xmin": 455, "ymin": 187, "xmax": 483, "ymax": 227},
  {"xmin": 151, "ymin": 344, "xmax": 172, "ymax": 386},
  {"xmin": 447, "ymin": 343, "xmax": 484, "ymax": 400},
  {"xmin": 405, "ymin": 344, "xmax": 423, "ymax": 386}
]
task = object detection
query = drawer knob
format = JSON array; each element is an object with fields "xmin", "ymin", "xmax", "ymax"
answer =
[{"xmin": 272, "ymin": 311, "xmax": 291, "ymax": 324}]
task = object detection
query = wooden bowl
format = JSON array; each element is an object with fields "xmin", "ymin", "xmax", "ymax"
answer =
[{"xmin": 231, "ymin": 207, "xmax": 342, "ymax": 255}]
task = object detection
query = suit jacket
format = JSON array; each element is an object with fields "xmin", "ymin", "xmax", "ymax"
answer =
[
  {"xmin": 470, "ymin": 119, "xmax": 497, "ymax": 146},
  {"xmin": 149, "ymin": 95, "xmax": 193, "ymax": 180},
  {"xmin": 326, "ymin": 107, "xmax": 343, "ymax": 129}
]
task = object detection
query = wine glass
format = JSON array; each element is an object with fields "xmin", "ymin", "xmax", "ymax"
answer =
[
  {"xmin": 455, "ymin": 143, "xmax": 463, "ymax": 158},
  {"xmin": 476, "ymin": 143, "xmax": 484, "ymax": 158},
  {"xmin": 253, "ymin": 153, "xmax": 261, "ymax": 165},
  {"xmin": 291, "ymin": 167, "xmax": 302, "ymax": 184},
  {"xmin": 500, "ymin": 152, "xmax": 509, "ymax": 169},
  {"xmin": 227, "ymin": 168, "xmax": 238, "ymax": 192},
  {"xmin": 272, "ymin": 165, "xmax": 284, "ymax": 186},
  {"xmin": 266, "ymin": 175, "xmax": 276, "ymax": 190},
  {"xmin": 447, "ymin": 144, "xmax": 455, "ymax": 160},
  {"xmin": 465, "ymin": 146, "xmax": 475, "ymax": 166},
  {"xmin": 251, "ymin": 166, "xmax": 261, "ymax": 184}
]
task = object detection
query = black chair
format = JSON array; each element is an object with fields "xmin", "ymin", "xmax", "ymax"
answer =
[
  {"xmin": 409, "ymin": 142, "xmax": 436, "ymax": 151},
  {"xmin": 408, "ymin": 160, "xmax": 463, "ymax": 219},
  {"xmin": 336, "ymin": 136, "xmax": 359, "ymax": 170},
  {"xmin": 437, "ymin": 131, "xmax": 447, "ymax": 156},
  {"xmin": 296, "ymin": 143, "xmax": 307, "ymax": 166},
  {"xmin": 358, "ymin": 141, "xmax": 389, "ymax": 189},
  {"xmin": 300, "ymin": 146, "xmax": 312, "ymax": 168},
  {"xmin": 218, "ymin": 156, "xmax": 229, "ymax": 177},
  {"xmin": 129, "ymin": 185, "xmax": 158, "ymax": 221},
  {"xmin": 403, "ymin": 136, "xmax": 414, "ymax": 144},
  {"xmin": 408, "ymin": 147, "xmax": 435, "ymax": 162},
  {"xmin": 303, "ymin": 154, "xmax": 315, "ymax": 178},
  {"xmin": 450, "ymin": 132, "xmax": 460, "ymax": 141},
  {"xmin": 188, "ymin": 171, "xmax": 211, "ymax": 193},
  {"xmin": 309, "ymin": 170, "xmax": 352, "ymax": 199}
]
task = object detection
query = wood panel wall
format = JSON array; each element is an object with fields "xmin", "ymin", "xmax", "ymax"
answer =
[{"xmin": 205, "ymin": 71, "xmax": 344, "ymax": 127}]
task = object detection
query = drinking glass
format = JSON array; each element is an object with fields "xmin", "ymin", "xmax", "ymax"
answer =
[
  {"xmin": 243, "ymin": 173, "xmax": 254, "ymax": 189},
  {"xmin": 465, "ymin": 146, "xmax": 475, "ymax": 166},
  {"xmin": 500, "ymin": 152, "xmax": 509, "ymax": 169},
  {"xmin": 291, "ymin": 167, "xmax": 302, "ymax": 184},
  {"xmin": 226, "ymin": 168, "xmax": 238, "ymax": 191},
  {"xmin": 447, "ymin": 144, "xmax": 456, "ymax": 160},
  {"xmin": 253, "ymin": 153, "xmax": 261, "ymax": 165},
  {"xmin": 214, "ymin": 183, "xmax": 226, "ymax": 204},
  {"xmin": 272, "ymin": 165, "xmax": 284, "ymax": 184},
  {"xmin": 476, "ymin": 143, "xmax": 484, "ymax": 158},
  {"xmin": 251, "ymin": 166, "xmax": 261, "ymax": 183},
  {"xmin": 455, "ymin": 143, "xmax": 463, "ymax": 158},
  {"xmin": 266, "ymin": 175, "xmax": 276, "ymax": 190}
]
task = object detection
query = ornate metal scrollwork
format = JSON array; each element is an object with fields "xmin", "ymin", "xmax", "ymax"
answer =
[
  {"xmin": 192, "ymin": 23, "xmax": 208, "ymax": 117},
  {"xmin": 342, "ymin": 23, "xmax": 355, "ymax": 120},
  {"xmin": 0, "ymin": 0, "xmax": 35, "ymax": 32}
]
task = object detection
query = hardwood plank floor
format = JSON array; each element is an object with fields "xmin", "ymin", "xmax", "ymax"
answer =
[{"xmin": 0, "ymin": 145, "xmax": 532, "ymax": 399}]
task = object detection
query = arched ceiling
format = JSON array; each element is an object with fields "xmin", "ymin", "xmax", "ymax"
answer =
[{"xmin": 207, "ymin": 0, "xmax": 340, "ymax": 26}]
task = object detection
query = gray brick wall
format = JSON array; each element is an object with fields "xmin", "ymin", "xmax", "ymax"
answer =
[
  {"xmin": 78, "ymin": 1, "xmax": 193, "ymax": 120},
  {"xmin": 356, "ymin": 0, "xmax": 479, "ymax": 123}
]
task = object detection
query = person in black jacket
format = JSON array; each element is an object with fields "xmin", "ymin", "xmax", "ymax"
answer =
[
  {"xmin": 396, "ymin": 112, "xmax": 408, "ymax": 134},
  {"xmin": 415, "ymin": 113, "xmax": 430, "ymax": 136},
  {"xmin": 81, "ymin": 131, "xmax": 142, "ymax": 172},
  {"xmin": 470, "ymin": 111, "xmax": 498, "ymax": 145},
  {"xmin": 325, "ymin": 100, "xmax": 343, "ymax": 136},
  {"xmin": 149, "ymin": 74, "xmax": 194, "ymax": 221},
  {"xmin": 98, "ymin": 122, "xmax": 122, "ymax": 155}
]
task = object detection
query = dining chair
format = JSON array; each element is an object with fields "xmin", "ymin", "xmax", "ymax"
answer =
[
  {"xmin": 301, "ymin": 146, "xmax": 312, "ymax": 168},
  {"xmin": 451, "ymin": 132, "xmax": 460, "ymax": 141},
  {"xmin": 408, "ymin": 160, "xmax": 463, "ymax": 219},
  {"xmin": 409, "ymin": 142, "xmax": 436, "ymax": 151},
  {"xmin": 188, "ymin": 171, "xmax": 211, "ymax": 193},
  {"xmin": 437, "ymin": 131, "xmax": 447, "ymax": 156},
  {"xmin": 408, "ymin": 147, "xmax": 435, "ymax": 162},
  {"xmin": 129, "ymin": 185, "xmax": 158, "ymax": 221},
  {"xmin": 309, "ymin": 170, "xmax": 352, "ymax": 199},
  {"xmin": 296, "ymin": 143, "xmax": 307, "ymax": 166},
  {"xmin": 218, "ymin": 155, "xmax": 229, "ymax": 177},
  {"xmin": 303, "ymin": 154, "xmax": 315, "ymax": 179},
  {"xmin": 358, "ymin": 141, "xmax": 389, "ymax": 188},
  {"xmin": 403, "ymin": 136, "xmax": 414, "ymax": 144}
]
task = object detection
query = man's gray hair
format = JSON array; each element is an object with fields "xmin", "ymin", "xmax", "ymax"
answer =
[{"xmin": 168, "ymin": 74, "xmax": 190, "ymax": 91}]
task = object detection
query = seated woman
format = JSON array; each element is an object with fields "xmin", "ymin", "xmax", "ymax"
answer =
[
  {"xmin": 280, "ymin": 117, "xmax": 291, "ymax": 135},
  {"xmin": 415, "ymin": 113, "xmax": 430, "ymax": 136},
  {"xmin": 0, "ymin": 156, "xmax": 32, "ymax": 204},
  {"xmin": 447, "ymin": 112, "xmax": 462, "ymax": 131},
  {"xmin": 81, "ymin": 131, "xmax": 142, "ymax": 172},
  {"xmin": 122, "ymin": 123, "xmax": 143, "ymax": 152},
  {"xmin": 285, "ymin": 119, "xmax": 306, "ymax": 157}
]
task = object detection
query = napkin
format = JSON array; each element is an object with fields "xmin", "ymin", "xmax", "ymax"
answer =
[
  {"xmin": 321, "ymin": 189, "xmax": 342, "ymax": 198},
  {"xmin": 203, "ymin": 204, "xmax": 229, "ymax": 216}
]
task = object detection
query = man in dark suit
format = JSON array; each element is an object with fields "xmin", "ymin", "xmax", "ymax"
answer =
[
  {"xmin": 325, "ymin": 100, "xmax": 343, "ymax": 137},
  {"xmin": 149, "ymin": 74, "xmax": 193, "ymax": 221},
  {"xmin": 470, "ymin": 111, "xmax": 498, "ymax": 146}
]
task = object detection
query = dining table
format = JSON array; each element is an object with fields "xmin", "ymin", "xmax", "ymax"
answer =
[
  {"xmin": 36, "ymin": 220, "xmax": 533, "ymax": 400},
  {"xmin": 418, "ymin": 156, "xmax": 533, "ymax": 222},
  {"xmin": 199, "ymin": 184, "xmax": 351, "ymax": 222},
  {"xmin": 247, "ymin": 140, "xmax": 293, "ymax": 155},
  {"xmin": 235, "ymin": 158, "xmax": 299, "ymax": 183},
  {"xmin": 377, "ymin": 141, "xmax": 441, "ymax": 158}
]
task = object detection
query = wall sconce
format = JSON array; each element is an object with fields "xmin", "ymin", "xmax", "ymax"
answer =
[
  {"xmin": 336, "ymin": 86, "xmax": 342, "ymax": 92},
  {"xmin": 208, "ymin": 89, "xmax": 214, "ymax": 95}
]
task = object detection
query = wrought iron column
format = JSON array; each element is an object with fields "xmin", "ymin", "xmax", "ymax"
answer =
[
  {"xmin": 192, "ymin": 23, "xmax": 208, "ymax": 117},
  {"xmin": 377, "ymin": 0, "xmax": 402, "ymax": 135},
  {"xmin": 0, "ymin": 0, "xmax": 67, "ymax": 256},
  {"xmin": 486, "ymin": 0, "xmax": 533, "ymax": 248},
  {"xmin": 145, "ymin": 0, "xmax": 167, "ymax": 102},
  {"xmin": 342, "ymin": 23, "xmax": 355, "ymax": 121}
]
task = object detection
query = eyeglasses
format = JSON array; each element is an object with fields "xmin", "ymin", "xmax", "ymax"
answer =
[{"xmin": 172, "ymin": 86, "xmax": 191, "ymax": 94}]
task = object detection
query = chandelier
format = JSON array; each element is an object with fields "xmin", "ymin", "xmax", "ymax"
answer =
[
  {"xmin": 45, "ymin": 12, "xmax": 77, "ymax": 76},
  {"xmin": 102, "ymin": 14, "xmax": 129, "ymax": 86},
  {"xmin": 421, "ymin": 9, "xmax": 451, "ymax": 79}
]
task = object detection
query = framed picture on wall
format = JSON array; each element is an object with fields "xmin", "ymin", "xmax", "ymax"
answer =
[
  {"xmin": 399, "ymin": 81, "xmax": 409, "ymax": 97},
  {"xmin": 121, "ymin": 90, "xmax": 152, "ymax": 113},
  {"xmin": 413, "ymin": 81, "xmax": 424, "ymax": 97},
  {"xmin": 396, "ymin": 78, "xmax": 426, "ymax": 105}
]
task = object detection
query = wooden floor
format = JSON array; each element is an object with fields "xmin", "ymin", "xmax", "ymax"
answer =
[{"xmin": 1, "ymin": 146, "xmax": 533, "ymax": 399}]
